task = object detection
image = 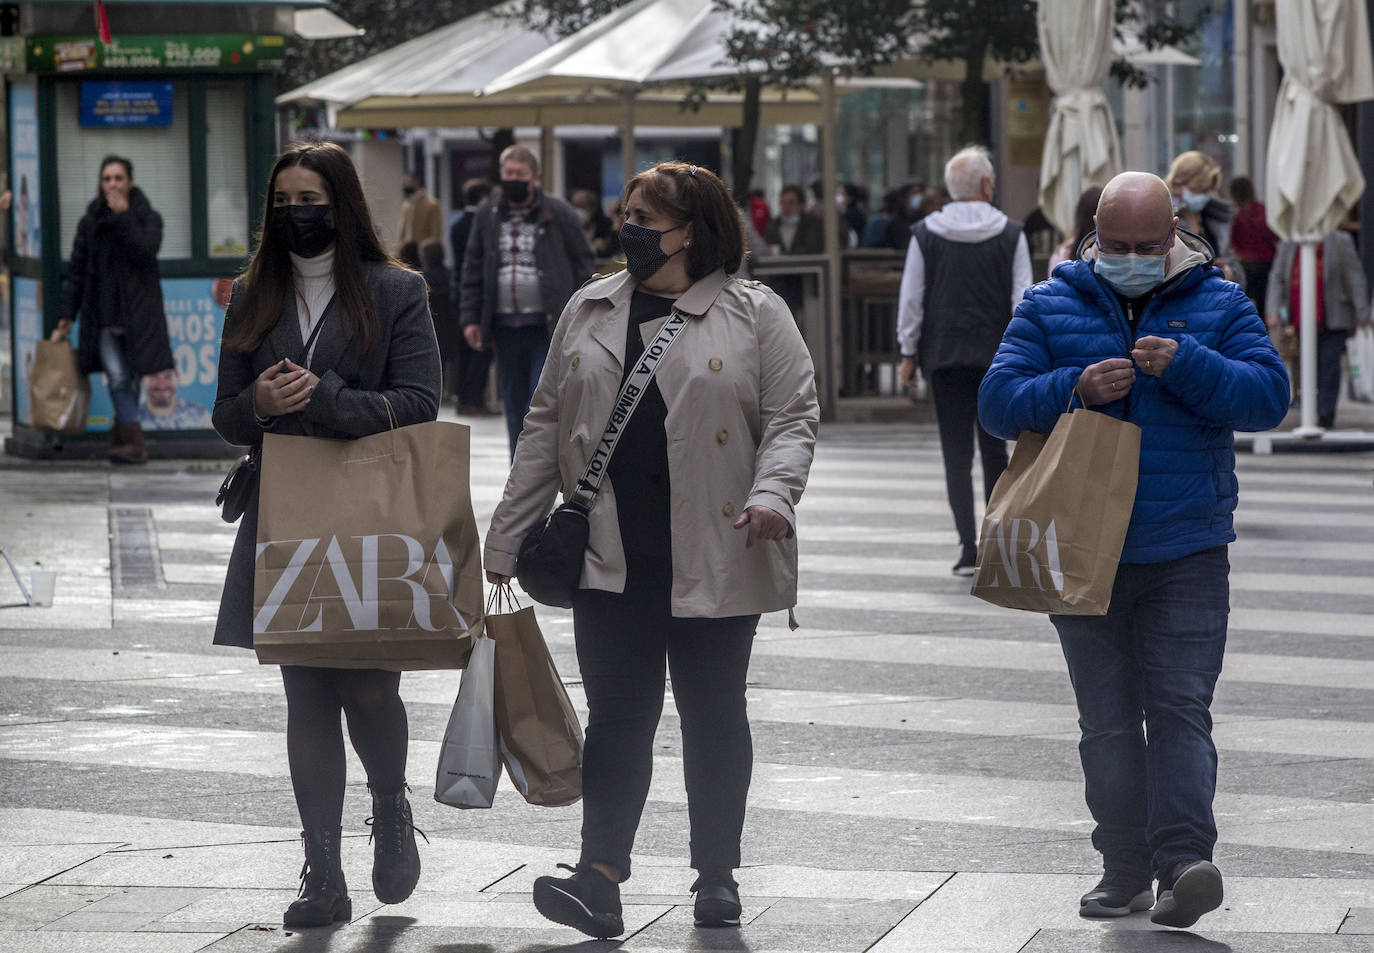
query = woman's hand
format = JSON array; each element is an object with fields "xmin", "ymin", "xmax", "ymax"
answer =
[
  {"xmin": 732, "ymin": 505, "xmax": 792, "ymax": 548},
  {"xmin": 254, "ymin": 359, "xmax": 317, "ymax": 417},
  {"xmin": 486, "ymin": 571, "xmax": 511, "ymax": 585}
]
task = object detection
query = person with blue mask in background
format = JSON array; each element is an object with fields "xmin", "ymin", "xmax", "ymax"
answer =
[
  {"xmin": 1166, "ymin": 151, "xmax": 1240, "ymax": 286},
  {"xmin": 979, "ymin": 171, "xmax": 1288, "ymax": 931}
]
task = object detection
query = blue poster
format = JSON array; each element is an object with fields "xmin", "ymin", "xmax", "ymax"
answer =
[
  {"xmin": 79, "ymin": 81, "xmax": 175, "ymax": 127},
  {"xmin": 9, "ymin": 81, "xmax": 41, "ymax": 259},
  {"xmin": 13, "ymin": 278, "xmax": 42, "ymax": 426},
  {"xmin": 15, "ymin": 277, "xmax": 227, "ymax": 432}
]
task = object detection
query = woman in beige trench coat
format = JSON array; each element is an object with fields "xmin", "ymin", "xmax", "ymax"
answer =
[{"xmin": 485, "ymin": 161, "xmax": 819, "ymax": 939}]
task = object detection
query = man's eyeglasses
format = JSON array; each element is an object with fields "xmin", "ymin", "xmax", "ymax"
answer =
[{"xmin": 1098, "ymin": 225, "xmax": 1175, "ymax": 256}]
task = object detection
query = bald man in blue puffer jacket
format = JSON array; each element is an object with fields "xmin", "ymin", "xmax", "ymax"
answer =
[{"xmin": 978, "ymin": 171, "xmax": 1288, "ymax": 930}]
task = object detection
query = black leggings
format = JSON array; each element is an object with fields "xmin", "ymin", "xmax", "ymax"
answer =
[
  {"xmin": 280, "ymin": 666, "xmax": 409, "ymax": 830},
  {"xmin": 571, "ymin": 586, "xmax": 758, "ymax": 880},
  {"xmin": 929, "ymin": 366, "xmax": 1010, "ymax": 548}
]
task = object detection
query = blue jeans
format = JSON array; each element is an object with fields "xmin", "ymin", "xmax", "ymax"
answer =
[
  {"xmin": 1051, "ymin": 545, "xmax": 1230, "ymax": 878},
  {"xmin": 99, "ymin": 329, "xmax": 140, "ymax": 427},
  {"xmin": 492, "ymin": 323, "xmax": 549, "ymax": 459}
]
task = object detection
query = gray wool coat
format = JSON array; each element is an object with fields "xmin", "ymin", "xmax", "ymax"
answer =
[{"xmin": 212, "ymin": 261, "xmax": 441, "ymax": 649}]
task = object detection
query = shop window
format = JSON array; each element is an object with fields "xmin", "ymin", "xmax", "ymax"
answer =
[
  {"xmin": 205, "ymin": 81, "xmax": 250, "ymax": 258},
  {"xmin": 55, "ymin": 80, "xmax": 192, "ymax": 259}
]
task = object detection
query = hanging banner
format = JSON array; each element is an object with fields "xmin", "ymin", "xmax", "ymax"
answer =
[{"xmin": 26, "ymin": 35, "xmax": 286, "ymax": 73}]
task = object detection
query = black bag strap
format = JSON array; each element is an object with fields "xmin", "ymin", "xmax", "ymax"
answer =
[{"xmin": 569, "ymin": 308, "xmax": 689, "ymax": 510}]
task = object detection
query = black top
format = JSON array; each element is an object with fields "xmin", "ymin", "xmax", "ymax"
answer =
[{"xmin": 608, "ymin": 290, "xmax": 675, "ymax": 591}]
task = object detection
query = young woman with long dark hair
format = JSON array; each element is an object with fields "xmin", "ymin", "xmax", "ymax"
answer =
[{"xmin": 211, "ymin": 140, "xmax": 441, "ymax": 928}]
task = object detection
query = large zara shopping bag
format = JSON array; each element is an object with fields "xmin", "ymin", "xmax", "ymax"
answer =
[
  {"xmin": 971, "ymin": 408, "xmax": 1140, "ymax": 616},
  {"xmin": 252, "ymin": 421, "xmax": 483, "ymax": 670}
]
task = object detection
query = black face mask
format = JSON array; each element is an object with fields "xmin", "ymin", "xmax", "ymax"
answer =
[
  {"xmin": 272, "ymin": 204, "xmax": 336, "ymax": 259},
  {"xmin": 402, "ymin": 186, "xmax": 416, "ymax": 198},
  {"xmin": 619, "ymin": 221, "xmax": 684, "ymax": 282},
  {"xmin": 501, "ymin": 179, "xmax": 531, "ymax": 204}
]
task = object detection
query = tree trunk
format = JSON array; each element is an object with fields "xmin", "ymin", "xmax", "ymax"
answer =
[
  {"xmin": 958, "ymin": 48, "xmax": 990, "ymax": 147},
  {"xmin": 732, "ymin": 75, "xmax": 762, "ymax": 203}
]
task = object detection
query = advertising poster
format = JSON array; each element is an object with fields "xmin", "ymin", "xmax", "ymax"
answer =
[
  {"xmin": 13, "ymin": 278, "xmax": 42, "ymax": 426},
  {"xmin": 15, "ymin": 277, "xmax": 228, "ymax": 432},
  {"xmin": 10, "ymin": 81, "xmax": 41, "ymax": 259},
  {"xmin": 79, "ymin": 81, "xmax": 175, "ymax": 127}
]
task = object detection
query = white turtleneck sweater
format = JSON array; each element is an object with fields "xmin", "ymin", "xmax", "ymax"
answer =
[{"xmin": 289, "ymin": 246, "xmax": 336, "ymax": 366}]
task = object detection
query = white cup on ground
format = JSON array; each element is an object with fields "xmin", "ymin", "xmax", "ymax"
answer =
[{"xmin": 29, "ymin": 570, "xmax": 56, "ymax": 607}]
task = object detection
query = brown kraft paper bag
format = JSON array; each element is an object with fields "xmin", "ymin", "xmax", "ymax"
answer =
[
  {"xmin": 489, "ymin": 590, "xmax": 583, "ymax": 807},
  {"xmin": 253, "ymin": 421, "xmax": 483, "ymax": 670},
  {"xmin": 29, "ymin": 332, "xmax": 90, "ymax": 434},
  {"xmin": 971, "ymin": 407, "xmax": 1140, "ymax": 616}
]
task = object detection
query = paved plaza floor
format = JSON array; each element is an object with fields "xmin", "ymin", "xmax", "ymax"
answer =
[{"xmin": 1, "ymin": 408, "xmax": 1372, "ymax": 953}]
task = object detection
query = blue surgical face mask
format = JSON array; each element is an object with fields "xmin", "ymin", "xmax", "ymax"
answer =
[
  {"xmin": 1181, "ymin": 188, "xmax": 1210, "ymax": 212},
  {"xmin": 1096, "ymin": 251, "xmax": 1168, "ymax": 298},
  {"xmin": 781, "ymin": 214, "xmax": 800, "ymax": 227}
]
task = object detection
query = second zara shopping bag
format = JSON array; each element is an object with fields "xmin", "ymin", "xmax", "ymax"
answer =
[
  {"xmin": 971, "ymin": 407, "xmax": 1140, "ymax": 616},
  {"xmin": 252, "ymin": 420, "xmax": 483, "ymax": 670}
]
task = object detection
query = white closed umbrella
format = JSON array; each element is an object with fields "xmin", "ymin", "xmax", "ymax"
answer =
[
  {"xmin": 1265, "ymin": 0, "xmax": 1374, "ymax": 434},
  {"xmin": 1035, "ymin": 0, "xmax": 1124, "ymax": 238}
]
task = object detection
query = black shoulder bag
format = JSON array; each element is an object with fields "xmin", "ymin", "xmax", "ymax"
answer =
[
  {"xmin": 217, "ymin": 304, "xmax": 330, "ymax": 523},
  {"xmin": 516, "ymin": 308, "xmax": 689, "ymax": 607}
]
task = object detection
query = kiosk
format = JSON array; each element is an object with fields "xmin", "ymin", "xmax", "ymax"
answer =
[{"xmin": 4, "ymin": 1, "xmax": 344, "ymax": 457}]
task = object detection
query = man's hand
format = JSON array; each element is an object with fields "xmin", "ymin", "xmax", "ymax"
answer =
[
  {"xmin": 486, "ymin": 571, "xmax": 511, "ymax": 585},
  {"xmin": 732, "ymin": 505, "xmax": 792, "ymax": 548},
  {"xmin": 463, "ymin": 325, "xmax": 483, "ymax": 350},
  {"xmin": 1131, "ymin": 336, "xmax": 1179, "ymax": 378},
  {"xmin": 1077, "ymin": 358, "xmax": 1135, "ymax": 406},
  {"xmin": 254, "ymin": 359, "xmax": 314, "ymax": 417},
  {"xmin": 56, "ymin": 318, "xmax": 74, "ymax": 337},
  {"xmin": 899, "ymin": 356, "xmax": 918, "ymax": 389}
]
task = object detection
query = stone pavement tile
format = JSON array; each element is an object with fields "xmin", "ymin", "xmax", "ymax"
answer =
[
  {"xmin": 869, "ymin": 873, "xmax": 1374, "ymax": 953},
  {"xmin": 0, "ymin": 884, "xmax": 115, "ymax": 930},
  {"xmin": 198, "ymin": 921, "xmax": 633, "ymax": 951},
  {"xmin": 625, "ymin": 903, "xmax": 887, "ymax": 952},
  {"xmin": 0, "ymin": 843, "xmax": 122, "ymax": 884},
  {"xmin": 747, "ymin": 896, "xmax": 918, "ymax": 927},
  {"xmin": 1022, "ymin": 932, "xmax": 1374, "ymax": 951},
  {"xmin": 0, "ymin": 930, "xmax": 224, "ymax": 953},
  {"xmin": 354, "ymin": 897, "xmax": 671, "ymax": 934},
  {"xmin": 1344, "ymin": 910, "xmax": 1374, "ymax": 934}
]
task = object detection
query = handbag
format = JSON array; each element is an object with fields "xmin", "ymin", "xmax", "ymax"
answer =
[
  {"xmin": 515, "ymin": 307, "xmax": 690, "ymax": 607},
  {"xmin": 215, "ymin": 306, "xmax": 329, "ymax": 524},
  {"xmin": 216, "ymin": 446, "xmax": 258, "ymax": 523},
  {"xmin": 434, "ymin": 590, "xmax": 500, "ymax": 809}
]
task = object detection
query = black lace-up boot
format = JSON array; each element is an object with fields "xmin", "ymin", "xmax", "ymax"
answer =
[
  {"xmin": 367, "ymin": 782, "xmax": 425, "ymax": 903},
  {"xmin": 283, "ymin": 827, "xmax": 351, "ymax": 928}
]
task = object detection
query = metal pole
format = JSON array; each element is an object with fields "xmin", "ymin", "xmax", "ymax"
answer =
[
  {"xmin": 621, "ymin": 91, "xmax": 636, "ymax": 194},
  {"xmin": 820, "ymin": 69, "xmax": 841, "ymax": 421},
  {"xmin": 1298, "ymin": 241, "xmax": 1320, "ymax": 434},
  {"xmin": 1233, "ymin": 0, "xmax": 1250, "ymax": 177}
]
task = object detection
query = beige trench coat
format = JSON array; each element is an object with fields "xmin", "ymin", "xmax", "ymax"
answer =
[{"xmin": 485, "ymin": 268, "xmax": 819, "ymax": 618}]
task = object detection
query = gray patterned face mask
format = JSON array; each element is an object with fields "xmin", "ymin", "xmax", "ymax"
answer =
[{"xmin": 619, "ymin": 221, "xmax": 684, "ymax": 281}]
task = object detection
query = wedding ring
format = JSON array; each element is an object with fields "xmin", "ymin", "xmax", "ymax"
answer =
[{"xmin": 1147, "ymin": 360, "xmax": 1152, "ymax": 369}]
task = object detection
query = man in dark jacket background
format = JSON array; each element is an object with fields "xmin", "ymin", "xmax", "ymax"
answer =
[
  {"xmin": 897, "ymin": 146, "xmax": 1032, "ymax": 574},
  {"xmin": 978, "ymin": 171, "xmax": 1289, "ymax": 930},
  {"xmin": 460, "ymin": 146, "xmax": 593, "ymax": 456},
  {"xmin": 57, "ymin": 155, "xmax": 174, "ymax": 463}
]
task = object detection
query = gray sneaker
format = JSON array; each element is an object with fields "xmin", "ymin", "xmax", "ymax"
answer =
[{"xmin": 1150, "ymin": 859, "xmax": 1223, "ymax": 928}]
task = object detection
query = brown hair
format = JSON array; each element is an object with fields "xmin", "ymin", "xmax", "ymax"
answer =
[
  {"xmin": 779, "ymin": 184, "xmax": 807, "ymax": 205},
  {"xmin": 1229, "ymin": 175, "xmax": 1256, "ymax": 206},
  {"xmin": 226, "ymin": 141, "xmax": 396, "ymax": 355},
  {"xmin": 622, "ymin": 162, "xmax": 745, "ymax": 279}
]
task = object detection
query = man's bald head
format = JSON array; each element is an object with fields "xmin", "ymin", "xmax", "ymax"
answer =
[{"xmin": 1096, "ymin": 172, "xmax": 1175, "ymax": 238}]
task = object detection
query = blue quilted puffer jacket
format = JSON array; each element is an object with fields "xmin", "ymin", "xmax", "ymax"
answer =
[{"xmin": 978, "ymin": 230, "xmax": 1290, "ymax": 564}]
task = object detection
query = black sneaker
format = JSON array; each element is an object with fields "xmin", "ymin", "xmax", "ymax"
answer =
[
  {"xmin": 1150, "ymin": 859, "xmax": 1223, "ymax": 928},
  {"xmin": 533, "ymin": 863, "xmax": 624, "ymax": 939},
  {"xmin": 952, "ymin": 545, "xmax": 977, "ymax": 576},
  {"xmin": 1079, "ymin": 871, "xmax": 1154, "ymax": 918},
  {"xmin": 691, "ymin": 872, "xmax": 742, "ymax": 928}
]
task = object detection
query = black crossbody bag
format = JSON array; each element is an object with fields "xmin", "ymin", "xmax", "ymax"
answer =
[
  {"xmin": 516, "ymin": 308, "xmax": 689, "ymax": 607},
  {"xmin": 217, "ymin": 307, "xmax": 330, "ymax": 523}
]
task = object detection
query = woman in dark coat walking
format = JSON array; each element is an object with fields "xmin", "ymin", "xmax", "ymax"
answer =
[
  {"xmin": 57, "ymin": 156, "xmax": 174, "ymax": 463},
  {"xmin": 212, "ymin": 141, "xmax": 441, "ymax": 929}
]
